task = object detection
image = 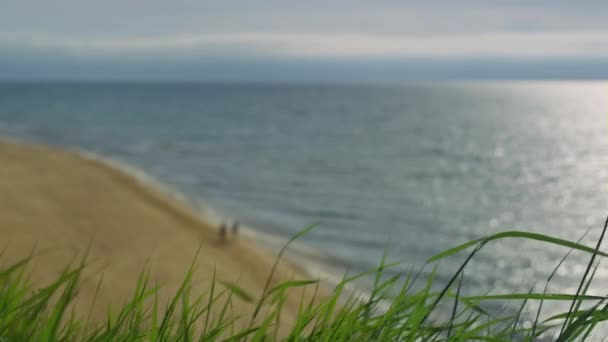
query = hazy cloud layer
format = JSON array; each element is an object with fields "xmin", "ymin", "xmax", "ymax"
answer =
[
  {"xmin": 2, "ymin": 31, "xmax": 607, "ymax": 59},
  {"xmin": 2, "ymin": 0, "xmax": 608, "ymax": 80}
]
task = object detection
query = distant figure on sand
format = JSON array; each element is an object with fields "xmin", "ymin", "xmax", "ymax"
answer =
[
  {"xmin": 218, "ymin": 222, "xmax": 227, "ymax": 241},
  {"xmin": 231, "ymin": 221, "xmax": 239, "ymax": 236}
]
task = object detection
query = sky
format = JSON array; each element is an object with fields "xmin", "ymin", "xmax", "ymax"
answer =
[{"xmin": 1, "ymin": 0, "xmax": 608, "ymax": 81}]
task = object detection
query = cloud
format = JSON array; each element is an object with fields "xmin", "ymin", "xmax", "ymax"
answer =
[
  {"xmin": 2, "ymin": 31, "xmax": 608, "ymax": 60},
  {"xmin": 2, "ymin": 1, "xmax": 608, "ymax": 80}
]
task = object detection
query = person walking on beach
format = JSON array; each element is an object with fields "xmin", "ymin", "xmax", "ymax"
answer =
[
  {"xmin": 219, "ymin": 222, "xmax": 227, "ymax": 241},
  {"xmin": 231, "ymin": 221, "xmax": 239, "ymax": 237}
]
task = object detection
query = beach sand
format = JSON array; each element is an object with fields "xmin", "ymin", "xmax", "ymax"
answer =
[{"xmin": 0, "ymin": 141, "xmax": 319, "ymax": 335}]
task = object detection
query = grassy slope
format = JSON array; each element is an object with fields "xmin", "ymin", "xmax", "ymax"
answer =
[{"xmin": 2, "ymin": 224, "xmax": 608, "ymax": 341}]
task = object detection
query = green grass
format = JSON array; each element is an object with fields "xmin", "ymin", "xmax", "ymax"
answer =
[{"xmin": 2, "ymin": 218, "xmax": 608, "ymax": 341}]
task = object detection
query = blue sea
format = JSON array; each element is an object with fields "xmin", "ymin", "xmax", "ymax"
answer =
[{"xmin": 1, "ymin": 81, "xmax": 607, "ymax": 305}]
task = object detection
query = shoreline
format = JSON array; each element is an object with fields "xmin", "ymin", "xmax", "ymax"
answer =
[
  {"xmin": 1, "ymin": 135, "xmax": 329, "ymax": 279},
  {"xmin": 78, "ymin": 147, "xmax": 371, "ymax": 301},
  {"xmin": 0, "ymin": 139, "xmax": 329, "ymax": 334},
  {"xmin": 75, "ymin": 145, "xmax": 332, "ymax": 283}
]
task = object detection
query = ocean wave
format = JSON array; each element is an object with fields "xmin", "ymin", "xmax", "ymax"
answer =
[{"xmin": 75, "ymin": 149, "xmax": 225, "ymax": 226}]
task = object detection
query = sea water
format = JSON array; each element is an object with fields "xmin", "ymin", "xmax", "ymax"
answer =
[{"xmin": 1, "ymin": 81, "xmax": 607, "ymax": 305}]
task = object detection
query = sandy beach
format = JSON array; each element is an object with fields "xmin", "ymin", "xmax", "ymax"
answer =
[{"xmin": 0, "ymin": 140, "xmax": 318, "ymax": 334}]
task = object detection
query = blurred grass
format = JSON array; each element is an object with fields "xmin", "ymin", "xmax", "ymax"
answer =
[{"xmin": 1, "ymin": 220, "xmax": 608, "ymax": 341}]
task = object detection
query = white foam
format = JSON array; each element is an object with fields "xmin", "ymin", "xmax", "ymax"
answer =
[
  {"xmin": 240, "ymin": 226, "xmax": 383, "ymax": 309},
  {"xmin": 75, "ymin": 149, "xmax": 226, "ymax": 226}
]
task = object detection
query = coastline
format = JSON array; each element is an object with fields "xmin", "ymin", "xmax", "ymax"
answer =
[
  {"xmin": 0, "ymin": 139, "xmax": 327, "ymax": 334},
  {"xmin": 75, "ymin": 143, "xmax": 335, "ymax": 284}
]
